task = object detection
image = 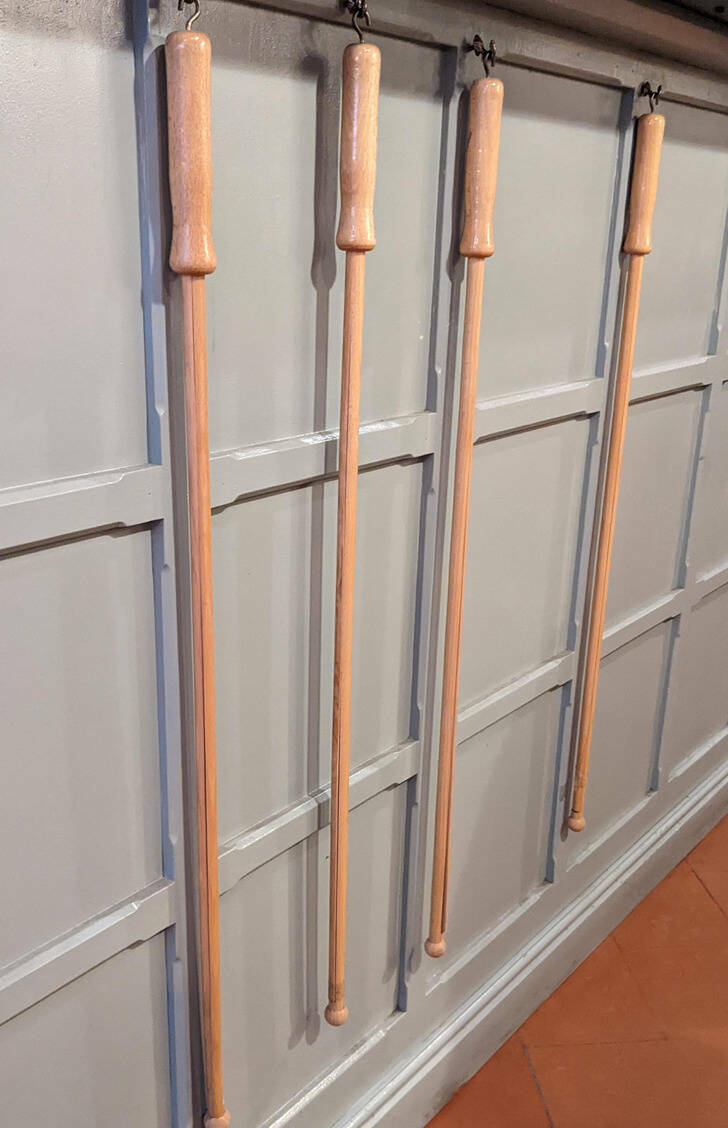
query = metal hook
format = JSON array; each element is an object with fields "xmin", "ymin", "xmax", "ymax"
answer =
[
  {"xmin": 468, "ymin": 35, "xmax": 497, "ymax": 77},
  {"xmin": 343, "ymin": 0, "xmax": 371, "ymax": 43},
  {"xmin": 178, "ymin": 0, "xmax": 201, "ymax": 31},
  {"xmin": 639, "ymin": 81, "xmax": 662, "ymax": 114}
]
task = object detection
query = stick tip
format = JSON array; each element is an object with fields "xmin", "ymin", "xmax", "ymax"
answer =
[
  {"xmin": 425, "ymin": 937, "xmax": 446, "ymax": 958},
  {"xmin": 204, "ymin": 1108, "xmax": 231, "ymax": 1128},
  {"xmin": 568, "ymin": 813, "xmax": 586, "ymax": 832},
  {"xmin": 325, "ymin": 1002, "xmax": 349, "ymax": 1027}
]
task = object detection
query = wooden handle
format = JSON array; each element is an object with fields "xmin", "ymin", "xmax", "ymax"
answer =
[
  {"xmin": 623, "ymin": 112, "xmax": 665, "ymax": 255},
  {"xmin": 426, "ymin": 258, "xmax": 486, "ymax": 959},
  {"xmin": 326, "ymin": 38, "xmax": 380, "ymax": 1029},
  {"xmin": 336, "ymin": 43, "xmax": 381, "ymax": 253},
  {"xmin": 325, "ymin": 253, "xmax": 366, "ymax": 1029},
  {"xmin": 460, "ymin": 77, "xmax": 503, "ymax": 258},
  {"xmin": 183, "ymin": 278, "xmax": 229, "ymax": 1123},
  {"xmin": 568, "ymin": 109, "xmax": 665, "ymax": 833},
  {"xmin": 167, "ymin": 25, "xmax": 227, "ymax": 1123},
  {"xmin": 567, "ymin": 259, "xmax": 644, "ymax": 833},
  {"xmin": 166, "ymin": 30, "xmax": 217, "ymax": 276},
  {"xmin": 426, "ymin": 75, "xmax": 503, "ymax": 959}
]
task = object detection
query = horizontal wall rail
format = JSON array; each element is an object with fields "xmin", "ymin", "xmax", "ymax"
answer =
[
  {"xmin": 0, "ymin": 464, "xmax": 165, "ymax": 556},
  {"xmin": 0, "ymin": 879, "xmax": 175, "ymax": 1028},
  {"xmin": 218, "ymin": 740, "xmax": 420, "ymax": 895},
  {"xmin": 211, "ymin": 412, "xmax": 438, "ymax": 508}
]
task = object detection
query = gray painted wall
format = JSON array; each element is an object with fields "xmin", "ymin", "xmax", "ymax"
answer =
[{"xmin": 2, "ymin": 1, "xmax": 728, "ymax": 1126}]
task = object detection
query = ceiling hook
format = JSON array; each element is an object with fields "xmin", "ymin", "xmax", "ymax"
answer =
[
  {"xmin": 343, "ymin": 0, "xmax": 371, "ymax": 44},
  {"xmin": 639, "ymin": 81, "xmax": 662, "ymax": 114},
  {"xmin": 468, "ymin": 35, "xmax": 497, "ymax": 77},
  {"xmin": 178, "ymin": 0, "xmax": 201, "ymax": 31}
]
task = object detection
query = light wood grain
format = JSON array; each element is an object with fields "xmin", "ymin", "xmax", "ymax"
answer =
[
  {"xmin": 336, "ymin": 44, "xmax": 381, "ymax": 253},
  {"xmin": 166, "ymin": 31, "xmax": 217, "ymax": 276},
  {"xmin": 568, "ymin": 111, "xmax": 664, "ymax": 834},
  {"xmin": 183, "ymin": 276, "xmax": 229, "ymax": 1128},
  {"xmin": 426, "ymin": 257, "xmax": 485, "ymax": 958},
  {"xmin": 624, "ymin": 113, "xmax": 665, "ymax": 255},
  {"xmin": 326, "ymin": 250, "xmax": 365, "ymax": 1027},
  {"xmin": 166, "ymin": 29, "xmax": 228, "ymax": 1127},
  {"xmin": 326, "ymin": 42, "xmax": 380, "ymax": 1027},
  {"xmin": 426, "ymin": 77, "xmax": 503, "ymax": 959},
  {"xmin": 460, "ymin": 78, "xmax": 503, "ymax": 258}
]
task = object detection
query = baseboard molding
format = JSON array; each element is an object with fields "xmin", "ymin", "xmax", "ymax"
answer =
[{"xmin": 343, "ymin": 759, "xmax": 728, "ymax": 1128}]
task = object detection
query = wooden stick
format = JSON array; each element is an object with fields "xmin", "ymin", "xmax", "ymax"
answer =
[
  {"xmin": 166, "ymin": 30, "xmax": 229, "ymax": 1128},
  {"xmin": 568, "ymin": 110, "xmax": 665, "ymax": 833},
  {"xmin": 426, "ymin": 77, "xmax": 503, "ymax": 959},
  {"xmin": 325, "ymin": 41, "xmax": 380, "ymax": 1028}
]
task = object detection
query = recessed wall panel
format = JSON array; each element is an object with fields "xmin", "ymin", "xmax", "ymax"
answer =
[
  {"xmin": 662, "ymin": 586, "xmax": 728, "ymax": 776},
  {"xmin": 459, "ymin": 419, "xmax": 589, "ymax": 708},
  {"xmin": 442, "ymin": 692, "xmax": 561, "ymax": 959},
  {"xmin": 0, "ymin": 531, "xmax": 162, "ymax": 966},
  {"xmin": 605, "ymin": 390, "xmax": 701, "ymax": 628},
  {"xmin": 219, "ymin": 786, "xmax": 406, "ymax": 1127},
  {"xmin": 481, "ymin": 65, "xmax": 621, "ymax": 397},
  {"xmin": 207, "ymin": 6, "xmax": 442, "ymax": 453},
  {"xmin": 1, "ymin": 28, "xmax": 147, "ymax": 489},
  {"xmin": 214, "ymin": 463, "xmax": 421, "ymax": 841},
  {"xmin": 571, "ymin": 623, "xmax": 669, "ymax": 860},
  {"xmin": 634, "ymin": 102, "xmax": 728, "ymax": 371},
  {"xmin": 690, "ymin": 382, "xmax": 728, "ymax": 579},
  {"xmin": 0, "ymin": 938, "xmax": 171, "ymax": 1128}
]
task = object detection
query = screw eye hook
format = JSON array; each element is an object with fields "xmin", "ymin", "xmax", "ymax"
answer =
[
  {"xmin": 178, "ymin": 0, "xmax": 201, "ymax": 30},
  {"xmin": 469, "ymin": 35, "xmax": 497, "ymax": 77},
  {"xmin": 639, "ymin": 81, "xmax": 662, "ymax": 114},
  {"xmin": 344, "ymin": 0, "xmax": 371, "ymax": 43}
]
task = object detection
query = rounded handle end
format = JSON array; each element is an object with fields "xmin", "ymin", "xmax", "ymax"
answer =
[
  {"xmin": 425, "ymin": 937, "xmax": 446, "ymax": 958},
  {"xmin": 568, "ymin": 812, "xmax": 586, "ymax": 832},
  {"xmin": 336, "ymin": 43, "xmax": 381, "ymax": 253},
  {"xmin": 170, "ymin": 228, "xmax": 217, "ymax": 276},
  {"xmin": 204, "ymin": 1108, "xmax": 231, "ymax": 1128},
  {"xmin": 623, "ymin": 112, "xmax": 665, "ymax": 256},
  {"xmin": 324, "ymin": 1002, "xmax": 349, "ymax": 1027},
  {"xmin": 460, "ymin": 76, "xmax": 504, "ymax": 259}
]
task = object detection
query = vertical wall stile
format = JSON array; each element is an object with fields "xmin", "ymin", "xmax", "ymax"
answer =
[{"xmin": 133, "ymin": 1, "xmax": 194, "ymax": 1124}]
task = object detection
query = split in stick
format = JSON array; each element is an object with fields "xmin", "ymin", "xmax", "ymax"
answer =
[
  {"xmin": 166, "ymin": 28, "xmax": 230, "ymax": 1128},
  {"xmin": 426, "ymin": 76, "xmax": 503, "ymax": 959},
  {"xmin": 325, "ymin": 40, "xmax": 381, "ymax": 1027},
  {"xmin": 568, "ymin": 109, "xmax": 665, "ymax": 833}
]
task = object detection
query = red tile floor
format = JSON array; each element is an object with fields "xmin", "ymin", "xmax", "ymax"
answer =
[{"xmin": 427, "ymin": 814, "xmax": 728, "ymax": 1128}]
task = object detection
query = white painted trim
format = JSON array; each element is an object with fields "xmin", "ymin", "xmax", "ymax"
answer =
[
  {"xmin": 218, "ymin": 740, "xmax": 421, "ymax": 894},
  {"xmin": 0, "ymin": 879, "xmax": 175, "ymax": 1028},
  {"xmin": 339, "ymin": 757, "xmax": 728, "ymax": 1128}
]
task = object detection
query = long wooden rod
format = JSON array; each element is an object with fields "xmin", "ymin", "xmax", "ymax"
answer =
[
  {"xmin": 325, "ymin": 41, "xmax": 380, "ymax": 1028},
  {"xmin": 166, "ymin": 29, "xmax": 229, "ymax": 1127},
  {"xmin": 426, "ymin": 77, "xmax": 503, "ymax": 959},
  {"xmin": 568, "ymin": 110, "xmax": 665, "ymax": 833}
]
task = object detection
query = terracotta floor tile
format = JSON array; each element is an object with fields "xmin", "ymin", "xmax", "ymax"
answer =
[
  {"xmin": 689, "ymin": 866, "xmax": 728, "ymax": 919},
  {"xmin": 529, "ymin": 1037, "xmax": 728, "ymax": 1128},
  {"xmin": 428, "ymin": 822, "xmax": 728, "ymax": 1128},
  {"xmin": 688, "ymin": 816, "xmax": 728, "ymax": 915},
  {"xmin": 521, "ymin": 937, "xmax": 664, "ymax": 1047},
  {"xmin": 619, "ymin": 940, "xmax": 728, "ymax": 1040},
  {"xmin": 688, "ymin": 815, "xmax": 728, "ymax": 869},
  {"xmin": 614, "ymin": 861, "xmax": 728, "ymax": 956},
  {"xmin": 427, "ymin": 1036, "xmax": 550, "ymax": 1128}
]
